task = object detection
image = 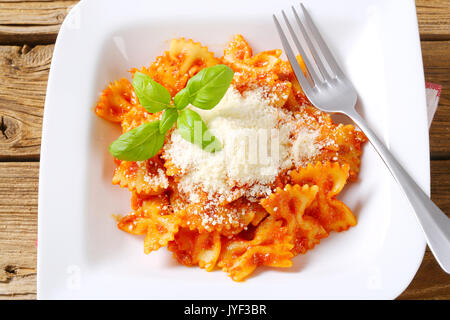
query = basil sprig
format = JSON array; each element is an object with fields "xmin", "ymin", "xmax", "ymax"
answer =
[
  {"xmin": 109, "ymin": 65, "xmax": 234, "ymax": 161},
  {"xmin": 132, "ymin": 72, "xmax": 171, "ymax": 113},
  {"xmin": 159, "ymin": 108, "xmax": 179, "ymax": 134},
  {"xmin": 184, "ymin": 65, "xmax": 234, "ymax": 110},
  {"xmin": 109, "ymin": 121, "xmax": 165, "ymax": 161}
]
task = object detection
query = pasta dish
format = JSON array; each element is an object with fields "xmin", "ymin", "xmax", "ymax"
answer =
[{"xmin": 94, "ymin": 35, "xmax": 367, "ymax": 281}]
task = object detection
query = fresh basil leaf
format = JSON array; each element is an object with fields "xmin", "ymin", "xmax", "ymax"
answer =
[
  {"xmin": 109, "ymin": 121, "xmax": 165, "ymax": 161},
  {"xmin": 186, "ymin": 64, "xmax": 234, "ymax": 110},
  {"xmin": 159, "ymin": 108, "xmax": 178, "ymax": 133},
  {"xmin": 177, "ymin": 109, "xmax": 222, "ymax": 152},
  {"xmin": 173, "ymin": 87, "xmax": 190, "ymax": 110},
  {"xmin": 132, "ymin": 72, "xmax": 171, "ymax": 113}
]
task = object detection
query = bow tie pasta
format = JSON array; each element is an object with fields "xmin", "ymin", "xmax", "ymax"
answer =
[{"xmin": 95, "ymin": 36, "xmax": 367, "ymax": 281}]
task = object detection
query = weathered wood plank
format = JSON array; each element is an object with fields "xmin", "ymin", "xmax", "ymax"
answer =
[
  {"xmin": 422, "ymin": 41, "xmax": 450, "ymax": 158},
  {"xmin": 416, "ymin": 0, "xmax": 450, "ymax": 40},
  {"xmin": 0, "ymin": 1, "xmax": 448, "ymax": 45},
  {"xmin": 0, "ymin": 161, "xmax": 449, "ymax": 299},
  {"xmin": 430, "ymin": 159, "xmax": 450, "ymax": 215},
  {"xmin": 0, "ymin": 44, "xmax": 52, "ymax": 160},
  {"xmin": 0, "ymin": 1, "xmax": 78, "ymax": 45},
  {"xmin": 430, "ymin": 88, "xmax": 450, "ymax": 159},
  {"xmin": 0, "ymin": 162, "xmax": 38, "ymax": 300}
]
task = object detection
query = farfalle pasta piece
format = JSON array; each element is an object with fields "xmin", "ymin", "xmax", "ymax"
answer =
[
  {"xmin": 261, "ymin": 184, "xmax": 328, "ymax": 255},
  {"xmin": 120, "ymin": 105, "xmax": 160, "ymax": 133},
  {"xmin": 131, "ymin": 38, "xmax": 219, "ymax": 96},
  {"xmin": 112, "ymin": 157, "xmax": 169, "ymax": 196},
  {"xmin": 117, "ymin": 194, "xmax": 180, "ymax": 253},
  {"xmin": 223, "ymin": 35, "xmax": 292, "ymax": 108},
  {"xmin": 141, "ymin": 195, "xmax": 180, "ymax": 253},
  {"xmin": 118, "ymin": 193, "xmax": 170, "ymax": 235},
  {"xmin": 169, "ymin": 38, "xmax": 220, "ymax": 75},
  {"xmin": 117, "ymin": 213, "xmax": 151, "ymax": 236},
  {"xmin": 290, "ymin": 105, "xmax": 367, "ymax": 180},
  {"xmin": 168, "ymin": 228, "xmax": 221, "ymax": 272},
  {"xmin": 220, "ymin": 242, "xmax": 294, "ymax": 281},
  {"xmin": 222, "ymin": 34, "xmax": 252, "ymax": 63},
  {"xmin": 223, "ymin": 35, "xmax": 288, "ymax": 76},
  {"xmin": 316, "ymin": 124, "xmax": 367, "ymax": 181},
  {"xmin": 118, "ymin": 194, "xmax": 180, "ymax": 253},
  {"xmin": 95, "ymin": 78, "xmax": 138, "ymax": 122},
  {"xmin": 218, "ymin": 218, "xmax": 294, "ymax": 281},
  {"xmin": 290, "ymin": 162, "xmax": 356, "ymax": 232},
  {"xmin": 170, "ymin": 187, "xmax": 260, "ymax": 237},
  {"xmin": 143, "ymin": 215, "xmax": 180, "ymax": 254}
]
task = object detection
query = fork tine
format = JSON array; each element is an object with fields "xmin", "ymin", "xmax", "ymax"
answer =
[
  {"xmin": 281, "ymin": 10, "xmax": 322, "ymax": 85},
  {"xmin": 291, "ymin": 6, "xmax": 332, "ymax": 82},
  {"xmin": 300, "ymin": 3, "xmax": 344, "ymax": 78},
  {"xmin": 273, "ymin": 14, "xmax": 313, "ymax": 93}
]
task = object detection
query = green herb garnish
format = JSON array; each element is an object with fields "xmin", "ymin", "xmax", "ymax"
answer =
[
  {"xmin": 109, "ymin": 64, "xmax": 234, "ymax": 161},
  {"xmin": 109, "ymin": 121, "xmax": 165, "ymax": 161},
  {"xmin": 132, "ymin": 72, "xmax": 171, "ymax": 113}
]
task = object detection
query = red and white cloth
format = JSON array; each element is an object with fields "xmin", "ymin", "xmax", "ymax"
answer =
[{"xmin": 426, "ymin": 82, "xmax": 442, "ymax": 128}]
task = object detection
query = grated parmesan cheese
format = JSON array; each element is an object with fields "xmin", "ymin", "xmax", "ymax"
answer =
[
  {"xmin": 291, "ymin": 129, "xmax": 320, "ymax": 167},
  {"xmin": 163, "ymin": 86, "xmax": 321, "ymax": 204},
  {"xmin": 138, "ymin": 161, "xmax": 170, "ymax": 189}
]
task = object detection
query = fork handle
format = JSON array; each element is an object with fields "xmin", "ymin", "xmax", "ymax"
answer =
[{"xmin": 348, "ymin": 110, "xmax": 450, "ymax": 273}]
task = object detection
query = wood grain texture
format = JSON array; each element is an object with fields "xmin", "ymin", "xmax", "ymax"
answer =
[
  {"xmin": 0, "ymin": 1, "xmax": 79, "ymax": 45},
  {"xmin": 430, "ymin": 159, "xmax": 450, "ymax": 215},
  {"xmin": 0, "ymin": 1, "xmax": 448, "ymax": 45},
  {"xmin": 0, "ymin": 161, "xmax": 449, "ymax": 300},
  {"xmin": 0, "ymin": 162, "xmax": 38, "ymax": 300},
  {"xmin": 416, "ymin": 0, "xmax": 450, "ymax": 40},
  {"xmin": 423, "ymin": 41, "xmax": 450, "ymax": 158},
  {"xmin": 0, "ymin": 44, "xmax": 52, "ymax": 160}
]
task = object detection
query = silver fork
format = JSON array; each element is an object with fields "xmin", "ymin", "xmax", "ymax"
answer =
[{"xmin": 274, "ymin": 4, "xmax": 450, "ymax": 273}]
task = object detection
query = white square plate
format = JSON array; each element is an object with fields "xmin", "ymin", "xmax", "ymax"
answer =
[{"xmin": 38, "ymin": 0, "xmax": 429, "ymax": 299}]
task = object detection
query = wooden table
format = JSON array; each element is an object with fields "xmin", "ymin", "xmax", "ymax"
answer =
[{"xmin": 0, "ymin": 0, "xmax": 449, "ymax": 300}]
